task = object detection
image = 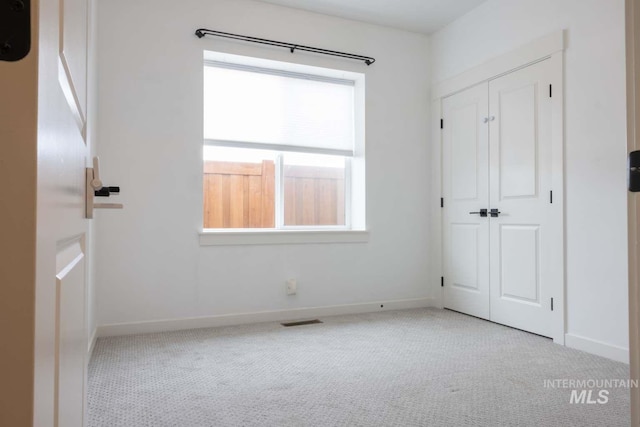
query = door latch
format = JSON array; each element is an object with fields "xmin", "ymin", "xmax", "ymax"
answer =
[
  {"xmin": 469, "ymin": 209, "xmax": 488, "ymax": 217},
  {"xmin": 490, "ymin": 208, "xmax": 501, "ymax": 217},
  {"xmin": 95, "ymin": 186, "xmax": 120, "ymax": 197},
  {"xmin": 86, "ymin": 157, "xmax": 123, "ymax": 219}
]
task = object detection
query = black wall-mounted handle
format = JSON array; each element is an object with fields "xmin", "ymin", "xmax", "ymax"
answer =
[{"xmin": 469, "ymin": 209, "xmax": 488, "ymax": 217}]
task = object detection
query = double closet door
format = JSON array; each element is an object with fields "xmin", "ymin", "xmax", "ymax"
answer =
[{"xmin": 442, "ymin": 58, "xmax": 561, "ymax": 338}]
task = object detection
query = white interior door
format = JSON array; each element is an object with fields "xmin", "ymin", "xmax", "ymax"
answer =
[
  {"xmin": 487, "ymin": 59, "xmax": 558, "ymax": 338},
  {"xmin": 34, "ymin": 0, "xmax": 91, "ymax": 425},
  {"xmin": 442, "ymin": 83, "xmax": 491, "ymax": 320}
]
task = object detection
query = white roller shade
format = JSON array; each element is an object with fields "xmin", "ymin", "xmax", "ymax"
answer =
[{"xmin": 204, "ymin": 62, "xmax": 355, "ymax": 156}]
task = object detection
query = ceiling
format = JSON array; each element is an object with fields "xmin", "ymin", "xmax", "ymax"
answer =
[{"xmin": 255, "ymin": 0, "xmax": 487, "ymax": 34}]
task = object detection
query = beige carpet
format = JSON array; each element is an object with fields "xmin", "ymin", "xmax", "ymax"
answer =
[{"xmin": 88, "ymin": 308, "xmax": 630, "ymax": 426}]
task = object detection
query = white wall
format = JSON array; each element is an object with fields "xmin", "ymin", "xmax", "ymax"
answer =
[
  {"xmin": 95, "ymin": 0, "xmax": 432, "ymax": 328},
  {"xmin": 431, "ymin": 0, "xmax": 629, "ymax": 359}
]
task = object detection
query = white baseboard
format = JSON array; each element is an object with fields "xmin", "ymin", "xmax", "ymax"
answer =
[
  {"xmin": 565, "ymin": 333, "xmax": 629, "ymax": 364},
  {"xmin": 97, "ymin": 297, "xmax": 436, "ymax": 338},
  {"xmin": 88, "ymin": 327, "xmax": 97, "ymax": 360}
]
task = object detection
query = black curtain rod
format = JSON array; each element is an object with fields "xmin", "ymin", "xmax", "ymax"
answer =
[{"xmin": 195, "ymin": 28, "xmax": 376, "ymax": 66}]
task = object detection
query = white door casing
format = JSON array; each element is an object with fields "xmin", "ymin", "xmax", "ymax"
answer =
[
  {"xmin": 442, "ymin": 83, "xmax": 491, "ymax": 320},
  {"xmin": 34, "ymin": 0, "xmax": 91, "ymax": 425},
  {"xmin": 488, "ymin": 58, "xmax": 561, "ymax": 339}
]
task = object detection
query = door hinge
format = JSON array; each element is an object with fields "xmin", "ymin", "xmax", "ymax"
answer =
[
  {"xmin": 549, "ymin": 84, "xmax": 552, "ymax": 98},
  {"xmin": 551, "ymin": 297, "xmax": 554, "ymax": 311},
  {"xmin": 550, "ymin": 190, "xmax": 553, "ymax": 204},
  {"xmin": 440, "ymin": 119, "xmax": 444, "ymax": 129},
  {"xmin": 440, "ymin": 197, "xmax": 444, "ymax": 208},
  {"xmin": 441, "ymin": 276, "xmax": 444, "ymax": 287}
]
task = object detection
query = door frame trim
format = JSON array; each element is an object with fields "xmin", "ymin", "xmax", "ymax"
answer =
[
  {"xmin": 625, "ymin": 0, "xmax": 640, "ymax": 424},
  {"xmin": 432, "ymin": 30, "xmax": 566, "ymax": 344},
  {"xmin": 0, "ymin": 0, "xmax": 39, "ymax": 424},
  {"xmin": 432, "ymin": 30, "xmax": 564, "ymax": 100}
]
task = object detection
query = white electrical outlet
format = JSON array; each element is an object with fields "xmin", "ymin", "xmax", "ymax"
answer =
[{"xmin": 286, "ymin": 279, "xmax": 297, "ymax": 295}]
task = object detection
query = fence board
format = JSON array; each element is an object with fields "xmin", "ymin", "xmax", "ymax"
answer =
[
  {"xmin": 337, "ymin": 178, "xmax": 345, "ymax": 224},
  {"xmin": 284, "ymin": 177, "xmax": 295, "ymax": 225},
  {"xmin": 248, "ymin": 175, "xmax": 261, "ymax": 228},
  {"xmin": 317, "ymin": 179, "xmax": 337, "ymax": 224},
  {"xmin": 301, "ymin": 178, "xmax": 315, "ymax": 224},
  {"xmin": 261, "ymin": 161, "xmax": 275, "ymax": 227},
  {"xmin": 203, "ymin": 174, "xmax": 223, "ymax": 228},
  {"xmin": 221, "ymin": 175, "xmax": 230, "ymax": 227},
  {"xmin": 229, "ymin": 175, "xmax": 244, "ymax": 228}
]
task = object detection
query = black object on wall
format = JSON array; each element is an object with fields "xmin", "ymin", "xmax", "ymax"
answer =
[
  {"xmin": 629, "ymin": 150, "xmax": 640, "ymax": 192},
  {"xmin": 0, "ymin": 0, "xmax": 30, "ymax": 62},
  {"xmin": 195, "ymin": 28, "xmax": 376, "ymax": 66}
]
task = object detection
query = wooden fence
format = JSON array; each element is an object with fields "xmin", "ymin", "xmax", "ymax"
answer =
[
  {"xmin": 203, "ymin": 160, "xmax": 275, "ymax": 228},
  {"xmin": 283, "ymin": 165, "xmax": 345, "ymax": 226},
  {"xmin": 203, "ymin": 160, "xmax": 344, "ymax": 228}
]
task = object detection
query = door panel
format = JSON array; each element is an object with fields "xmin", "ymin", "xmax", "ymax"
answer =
[
  {"xmin": 488, "ymin": 59, "xmax": 555, "ymax": 337},
  {"xmin": 442, "ymin": 83, "xmax": 490, "ymax": 319},
  {"xmin": 59, "ymin": 0, "xmax": 88, "ymax": 135},
  {"xmin": 498, "ymin": 84, "xmax": 538, "ymax": 199},
  {"xmin": 499, "ymin": 225, "xmax": 540, "ymax": 303},
  {"xmin": 55, "ymin": 238, "xmax": 86, "ymax": 427},
  {"xmin": 451, "ymin": 103, "xmax": 480, "ymax": 201},
  {"xmin": 450, "ymin": 224, "xmax": 480, "ymax": 291}
]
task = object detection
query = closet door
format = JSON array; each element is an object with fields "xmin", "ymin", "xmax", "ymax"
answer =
[
  {"xmin": 442, "ymin": 83, "xmax": 490, "ymax": 319},
  {"xmin": 488, "ymin": 59, "xmax": 557, "ymax": 337}
]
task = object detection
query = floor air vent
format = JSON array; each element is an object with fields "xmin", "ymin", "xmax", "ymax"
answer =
[{"xmin": 281, "ymin": 319, "xmax": 323, "ymax": 327}]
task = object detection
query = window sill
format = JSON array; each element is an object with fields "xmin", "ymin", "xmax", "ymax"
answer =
[{"xmin": 199, "ymin": 229, "xmax": 370, "ymax": 246}]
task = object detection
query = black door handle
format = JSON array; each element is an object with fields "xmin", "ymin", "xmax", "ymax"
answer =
[
  {"xmin": 469, "ymin": 209, "xmax": 488, "ymax": 217},
  {"xmin": 95, "ymin": 186, "xmax": 121, "ymax": 197},
  {"xmin": 490, "ymin": 208, "xmax": 501, "ymax": 217}
]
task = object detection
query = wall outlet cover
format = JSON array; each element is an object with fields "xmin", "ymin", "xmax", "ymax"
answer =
[{"xmin": 286, "ymin": 279, "xmax": 297, "ymax": 295}]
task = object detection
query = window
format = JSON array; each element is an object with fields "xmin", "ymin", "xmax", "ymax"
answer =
[{"xmin": 202, "ymin": 53, "xmax": 365, "ymax": 232}]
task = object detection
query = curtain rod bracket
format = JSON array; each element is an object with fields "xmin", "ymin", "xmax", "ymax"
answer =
[{"xmin": 194, "ymin": 28, "xmax": 375, "ymax": 66}]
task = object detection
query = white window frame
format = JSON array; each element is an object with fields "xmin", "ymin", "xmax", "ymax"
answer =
[{"xmin": 199, "ymin": 51, "xmax": 367, "ymax": 246}]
